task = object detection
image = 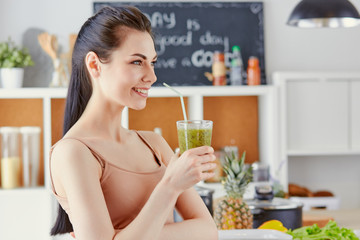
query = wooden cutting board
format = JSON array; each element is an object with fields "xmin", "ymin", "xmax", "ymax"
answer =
[{"xmin": 303, "ymin": 214, "xmax": 334, "ymax": 228}]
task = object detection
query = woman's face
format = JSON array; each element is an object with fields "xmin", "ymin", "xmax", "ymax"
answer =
[{"xmin": 98, "ymin": 28, "xmax": 157, "ymax": 110}]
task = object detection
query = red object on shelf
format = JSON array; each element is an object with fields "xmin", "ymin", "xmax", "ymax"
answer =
[{"xmin": 247, "ymin": 56, "xmax": 261, "ymax": 85}]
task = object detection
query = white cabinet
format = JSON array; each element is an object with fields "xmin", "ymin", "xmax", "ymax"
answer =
[
  {"xmin": 274, "ymin": 72, "xmax": 360, "ymax": 156},
  {"xmin": 274, "ymin": 72, "xmax": 360, "ymax": 209},
  {"xmin": 0, "ymin": 86, "xmax": 279, "ymax": 239},
  {"xmin": 0, "ymin": 189, "xmax": 53, "ymax": 239},
  {"xmin": 351, "ymin": 81, "xmax": 360, "ymax": 150},
  {"xmin": 286, "ymin": 80, "xmax": 349, "ymax": 152}
]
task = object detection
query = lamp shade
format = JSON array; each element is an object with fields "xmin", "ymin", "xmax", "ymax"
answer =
[{"xmin": 287, "ymin": 0, "xmax": 360, "ymax": 28}]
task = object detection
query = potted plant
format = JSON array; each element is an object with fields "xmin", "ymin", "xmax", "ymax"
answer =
[{"xmin": 0, "ymin": 38, "xmax": 34, "ymax": 88}]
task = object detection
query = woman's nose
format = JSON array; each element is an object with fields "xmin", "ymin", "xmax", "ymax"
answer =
[{"xmin": 143, "ymin": 65, "xmax": 157, "ymax": 84}]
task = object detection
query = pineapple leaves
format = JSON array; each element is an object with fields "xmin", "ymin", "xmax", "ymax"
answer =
[
  {"xmin": 223, "ymin": 165, "xmax": 235, "ymax": 178},
  {"xmin": 240, "ymin": 151, "xmax": 246, "ymax": 166},
  {"xmin": 221, "ymin": 150, "xmax": 252, "ymax": 197},
  {"xmin": 231, "ymin": 160, "xmax": 240, "ymax": 175}
]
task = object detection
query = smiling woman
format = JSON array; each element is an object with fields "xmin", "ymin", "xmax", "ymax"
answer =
[{"xmin": 49, "ymin": 5, "xmax": 218, "ymax": 240}]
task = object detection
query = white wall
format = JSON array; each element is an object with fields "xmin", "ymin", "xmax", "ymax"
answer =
[
  {"xmin": 0, "ymin": 0, "xmax": 92, "ymax": 48},
  {"xmin": 264, "ymin": 0, "xmax": 360, "ymax": 75},
  {"xmin": 1, "ymin": 0, "xmax": 360, "ymax": 84}
]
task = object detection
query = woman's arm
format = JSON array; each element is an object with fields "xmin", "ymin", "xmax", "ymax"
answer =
[
  {"xmin": 144, "ymin": 132, "xmax": 218, "ymax": 240},
  {"xmin": 160, "ymin": 188, "xmax": 218, "ymax": 240},
  {"xmin": 51, "ymin": 138, "xmax": 216, "ymax": 240}
]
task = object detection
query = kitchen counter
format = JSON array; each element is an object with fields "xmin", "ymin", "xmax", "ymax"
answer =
[
  {"xmin": 304, "ymin": 209, "xmax": 360, "ymax": 230},
  {"xmin": 203, "ymin": 183, "xmax": 360, "ymax": 230}
]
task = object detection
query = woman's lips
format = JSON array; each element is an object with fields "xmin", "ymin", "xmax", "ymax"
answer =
[{"xmin": 133, "ymin": 87, "xmax": 149, "ymax": 97}]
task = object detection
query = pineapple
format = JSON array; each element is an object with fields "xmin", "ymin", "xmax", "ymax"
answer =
[{"xmin": 213, "ymin": 151, "xmax": 253, "ymax": 230}]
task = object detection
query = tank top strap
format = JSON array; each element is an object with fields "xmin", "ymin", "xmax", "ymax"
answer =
[{"xmin": 134, "ymin": 131, "xmax": 162, "ymax": 167}]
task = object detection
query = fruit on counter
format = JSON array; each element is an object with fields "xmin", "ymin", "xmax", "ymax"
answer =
[
  {"xmin": 289, "ymin": 183, "xmax": 313, "ymax": 197},
  {"xmin": 287, "ymin": 220, "xmax": 359, "ymax": 240},
  {"xmin": 289, "ymin": 183, "xmax": 335, "ymax": 197},
  {"xmin": 258, "ymin": 220, "xmax": 288, "ymax": 232},
  {"xmin": 213, "ymin": 151, "xmax": 253, "ymax": 230},
  {"xmin": 313, "ymin": 191, "xmax": 334, "ymax": 197}
]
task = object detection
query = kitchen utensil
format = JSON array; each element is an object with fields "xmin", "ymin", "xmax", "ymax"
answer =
[
  {"xmin": 246, "ymin": 185, "xmax": 303, "ymax": 229},
  {"xmin": 218, "ymin": 229, "xmax": 293, "ymax": 240},
  {"xmin": 38, "ymin": 32, "xmax": 57, "ymax": 61}
]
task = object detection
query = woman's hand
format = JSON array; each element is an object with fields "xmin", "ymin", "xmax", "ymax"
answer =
[{"xmin": 161, "ymin": 146, "xmax": 216, "ymax": 194}]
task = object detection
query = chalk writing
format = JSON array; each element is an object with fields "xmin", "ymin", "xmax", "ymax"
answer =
[
  {"xmin": 199, "ymin": 31, "xmax": 228, "ymax": 47},
  {"xmin": 155, "ymin": 31, "xmax": 192, "ymax": 55},
  {"xmin": 186, "ymin": 19, "xmax": 200, "ymax": 31},
  {"xmin": 154, "ymin": 58, "xmax": 177, "ymax": 69},
  {"xmin": 144, "ymin": 12, "xmax": 176, "ymax": 29},
  {"xmin": 191, "ymin": 49, "xmax": 213, "ymax": 68}
]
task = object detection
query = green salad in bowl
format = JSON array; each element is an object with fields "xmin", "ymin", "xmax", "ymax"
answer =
[{"xmin": 287, "ymin": 220, "xmax": 359, "ymax": 240}]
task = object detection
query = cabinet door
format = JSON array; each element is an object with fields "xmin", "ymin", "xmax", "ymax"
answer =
[
  {"xmin": 351, "ymin": 80, "xmax": 360, "ymax": 150},
  {"xmin": 286, "ymin": 80, "xmax": 349, "ymax": 151},
  {"xmin": 0, "ymin": 190, "xmax": 53, "ymax": 240}
]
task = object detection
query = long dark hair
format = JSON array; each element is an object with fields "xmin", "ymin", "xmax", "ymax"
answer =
[{"xmin": 50, "ymin": 5, "xmax": 153, "ymax": 235}]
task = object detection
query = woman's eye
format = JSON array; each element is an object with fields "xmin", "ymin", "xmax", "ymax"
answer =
[
  {"xmin": 151, "ymin": 60, "xmax": 157, "ymax": 67},
  {"xmin": 132, "ymin": 60, "xmax": 142, "ymax": 65}
]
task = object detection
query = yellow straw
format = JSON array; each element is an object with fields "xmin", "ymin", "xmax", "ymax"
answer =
[{"xmin": 163, "ymin": 83, "xmax": 188, "ymax": 121}]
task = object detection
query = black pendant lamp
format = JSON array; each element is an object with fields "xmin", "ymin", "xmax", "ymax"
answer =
[{"xmin": 287, "ymin": 0, "xmax": 360, "ymax": 28}]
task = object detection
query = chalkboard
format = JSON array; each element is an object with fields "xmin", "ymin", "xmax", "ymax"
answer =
[{"xmin": 94, "ymin": 2, "xmax": 266, "ymax": 86}]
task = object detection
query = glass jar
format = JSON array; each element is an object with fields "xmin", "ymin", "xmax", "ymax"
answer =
[
  {"xmin": 20, "ymin": 126, "xmax": 41, "ymax": 187},
  {"xmin": 0, "ymin": 127, "xmax": 21, "ymax": 189}
]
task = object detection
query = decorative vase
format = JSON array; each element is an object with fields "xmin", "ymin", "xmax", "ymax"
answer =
[{"xmin": 0, "ymin": 68, "xmax": 24, "ymax": 88}]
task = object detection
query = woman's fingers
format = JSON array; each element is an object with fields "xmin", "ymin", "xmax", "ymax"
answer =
[
  {"xmin": 201, "ymin": 171, "xmax": 216, "ymax": 180},
  {"xmin": 186, "ymin": 146, "xmax": 214, "ymax": 155},
  {"xmin": 198, "ymin": 152, "xmax": 216, "ymax": 164},
  {"xmin": 201, "ymin": 162, "xmax": 217, "ymax": 172},
  {"xmin": 164, "ymin": 146, "xmax": 217, "ymax": 190},
  {"xmin": 180, "ymin": 147, "xmax": 215, "ymax": 165}
]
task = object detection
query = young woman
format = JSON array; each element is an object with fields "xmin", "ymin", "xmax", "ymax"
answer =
[{"xmin": 49, "ymin": 6, "xmax": 218, "ymax": 240}]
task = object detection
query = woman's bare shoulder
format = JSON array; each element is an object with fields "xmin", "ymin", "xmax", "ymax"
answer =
[
  {"xmin": 52, "ymin": 138, "xmax": 88, "ymax": 156},
  {"xmin": 51, "ymin": 138, "xmax": 100, "ymax": 170}
]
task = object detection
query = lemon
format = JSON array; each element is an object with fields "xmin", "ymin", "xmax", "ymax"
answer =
[{"xmin": 258, "ymin": 220, "xmax": 288, "ymax": 232}]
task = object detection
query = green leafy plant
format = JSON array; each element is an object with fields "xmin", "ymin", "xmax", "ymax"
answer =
[
  {"xmin": 287, "ymin": 220, "xmax": 359, "ymax": 240},
  {"xmin": 0, "ymin": 39, "xmax": 34, "ymax": 68}
]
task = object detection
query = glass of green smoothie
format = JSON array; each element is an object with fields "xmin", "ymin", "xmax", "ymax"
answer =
[{"xmin": 176, "ymin": 120, "xmax": 213, "ymax": 154}]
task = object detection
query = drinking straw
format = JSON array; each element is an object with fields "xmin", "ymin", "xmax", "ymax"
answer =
[{"xmin": 163, "ymin": 83, "xmax": 188, "ymax": 121}]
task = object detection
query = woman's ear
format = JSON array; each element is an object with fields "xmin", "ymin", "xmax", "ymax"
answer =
[{"xmin": 85, "ymin": 51, "xmax": 101, "ymax": 79}]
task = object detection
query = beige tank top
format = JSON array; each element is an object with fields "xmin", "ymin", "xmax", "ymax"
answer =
[{"xmin": 49, "ymin": 131, "xmax": 168, "ymax": 230}]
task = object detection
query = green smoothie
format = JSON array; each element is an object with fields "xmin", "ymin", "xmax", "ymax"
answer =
[{"xmin": 177, "ymin": 128, "xmax": 212, "ymax": 154}]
